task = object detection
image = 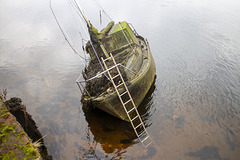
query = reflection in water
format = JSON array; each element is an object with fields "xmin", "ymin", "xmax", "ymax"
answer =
[
  {"xmin": 1, "ymin": 0, "xmax": 240, "ymax": 159},
  {"xmin": 83, "ymin": 108, "xmax": 135, "ymax": 153},
  {"xmin": 186, "ymin": 146, "xmax": 224, "ymax": 160},
  {"xmin": 78, "ymin": 78, "xmax": 156, "ymax": 159},
  {"xmin": 137, "ymin": 76, "xmax": 156, "ymax": 127}
]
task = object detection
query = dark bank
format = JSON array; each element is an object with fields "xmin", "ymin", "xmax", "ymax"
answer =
[{"xmin": 0, "ymin": 92, "xmax": 52, "ymax": 160}]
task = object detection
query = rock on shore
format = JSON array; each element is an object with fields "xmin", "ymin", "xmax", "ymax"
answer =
[{"xmin": 0, "ymin": 97, "xmax": 52, "ymax": 160}]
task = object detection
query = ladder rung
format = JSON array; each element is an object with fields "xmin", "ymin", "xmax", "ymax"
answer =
[
  {"xmin": 145, "ymin": 142, "xmax": 152, "ymax": 148},
  {"xmin": 124, "ymin": 99, "xmax": 132, "ymax": 106},
  {"xmin": 138, "ymin": 131, "xmax": 146, "ymax": 137},
  {"xmin": 112, "ymin": 74, "xmax": 120, "ymax": 79},
  {"xmin": 102, "ymin": 53, "xmax": 152, "ymax": 149},
  {"xmin": 103, "ymin": 57, "xmax": 112, "ymax": 61},
  {"xmin": 116, "ymin": 83, "xmax": 124, "ymax": 88},
  {"xmin": 141, "ymin": 136, "xmax": 149, "ymax": 142},
  {"xmin": 134, "ymin": 123, "xmax": 143, "ymax": 129},
  {"xmin": 120, "ymin": 91, "xmax": 128, "ymax": 97},
  {"xmin": 131, "ymin": 115, "xmax": 139, "ymax": 121},
  {"xmin": 127, "ymin": 107, "xmax": 135, "ymax": 114}
]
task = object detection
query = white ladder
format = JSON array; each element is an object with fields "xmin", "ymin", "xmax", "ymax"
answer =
[{"xmin": 101, "ymin": 53, "xmax": 152, "ymax": 148}]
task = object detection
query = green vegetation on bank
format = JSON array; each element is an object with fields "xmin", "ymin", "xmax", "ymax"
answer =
[{"xmin": 0, "ymin": 100, "xmax": 41, "ymax": 160}]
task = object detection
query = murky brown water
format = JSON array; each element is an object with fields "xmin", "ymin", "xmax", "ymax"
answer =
[{"xmin": 1, "ymin": 0, "xmax": 240, "ymax": 159}]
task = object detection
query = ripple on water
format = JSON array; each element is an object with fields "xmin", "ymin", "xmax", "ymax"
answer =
[{"xmin": 186, "ymin": 146, "xmax": 227, "ymax": 160}]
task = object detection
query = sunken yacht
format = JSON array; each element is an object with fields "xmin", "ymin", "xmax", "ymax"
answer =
[{"xmin": 77, "ymin": 20, "xmax": 156, "ymax": 121}]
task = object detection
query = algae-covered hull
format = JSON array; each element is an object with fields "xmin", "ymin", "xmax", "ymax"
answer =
[
  {"xmin": 79, "ymin": 21, "xmax": 156, "ymax": 121},
  {"xmin": 96, "ymin": 48, "xmax": 155, "ymax": 121},
  {"xmin": 83, "ymin": 38, "xmax": 155, "ymax": 121}
]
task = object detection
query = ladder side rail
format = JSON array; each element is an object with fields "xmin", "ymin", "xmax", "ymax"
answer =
[
  {"xmin": 111, "ymin": 53, "xmax": 152, "ymax": 148},
  {"xmin": 101, "ymin": 54, "xmax": 152, "ymax": 148},
  {"xmin": 101, "ymin": 56, "xmax": 140, "ymax": 138},
  {"xmin": 110, "ymin": 53, "xmax": 147, "ymax": 134}
]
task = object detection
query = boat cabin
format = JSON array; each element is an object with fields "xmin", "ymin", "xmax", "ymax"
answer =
[{"xmin": 87, "ymin": 21, "xmax": 138, "ymax": 59}]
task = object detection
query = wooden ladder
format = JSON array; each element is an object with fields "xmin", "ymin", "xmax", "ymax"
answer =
[{"xmin": 101, "ymin": 53, "xmax": 152, "ymax": 148}]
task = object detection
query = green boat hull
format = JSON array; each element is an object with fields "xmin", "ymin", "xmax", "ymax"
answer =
[
  {"xmin": 92, "ymin": 40, "xmax": 156, "ymax": 121},
  {"xmin": 80, "ymin": 21, "xmax": 156, "ymax": 121}
]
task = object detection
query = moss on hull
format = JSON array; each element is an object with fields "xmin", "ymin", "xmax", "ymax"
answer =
[
  {"xmin": 82, "ymin": 35, "xmax": 156, "ymax": 121},
  {"xmin": 82, "ymin": 49, "xmax": 129, "ymax": 98},
  {"xmin": 96, "ymin": 46, "xmax": 156, "ymax": 121}
]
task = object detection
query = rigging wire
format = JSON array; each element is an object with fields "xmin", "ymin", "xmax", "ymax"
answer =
[
  {"xmin": 49, "ymin": 0, "xmax": 87, "ymax": 61},
  {"xmin": 89, "ymin": 0, "xmax": 134, "ymax": 74},
  {"xmin": 67, "ymin": 0, "xmax": 85, "ymax": 41},
  {"xmin": 91, "ymin": 0, "xmax": 132, "ymax": 48},
  {"xmin": 67, "ymin": 0, "xmax": 87, "ymax": 61},
  {"xmin": 68, "ymin": 0, "xmax": 87, "ymax": 24},
  {"xmin": 70, "ymin": 0, "xmax": 106, "ymax": 71},
  {"xmin": 50, "ymin": 0, "xmax": 133, "ymax": 71},
  {"xmin": 92, "ymin": 0, "xmax": 113, "ymax": 22}
]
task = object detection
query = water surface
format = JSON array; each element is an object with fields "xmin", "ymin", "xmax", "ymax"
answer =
[{"xmin": 1, "ymin": 0, "xmax": 240, "ymax": 159}]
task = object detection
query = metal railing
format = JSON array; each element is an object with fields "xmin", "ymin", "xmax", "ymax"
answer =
[
  {"xmin": 76, "ymin": 63, "xmax": 138, "ymax": 98},
  {"xmin": 128, "ymin": 23, "xmax": 139, "ymax": 37}
]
